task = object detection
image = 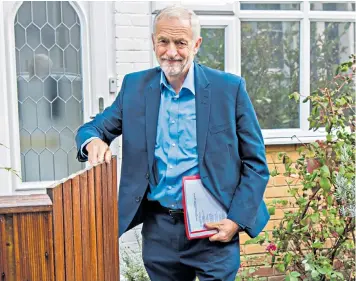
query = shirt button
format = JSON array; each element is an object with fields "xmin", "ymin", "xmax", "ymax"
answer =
[
  {"xmin": 171, "ymin": 204, "xmax": 175, "ymax": 208},
  {"xmin": 145, "ymin": 173, "xmax": 149, "ymax": 179},
  {"xmin": 171, "ymin": 120, "xmax": 176, "ymax": 124},
  {"xmin": 172, "ymin": 143, "xmax": 175, "ymax": 147},
  {"xmin": 168, "ymin": 186, "xmax": 172, "ymax": 190},
  {"xmin": 135, "ymin": 196, "xmax": 142, "ymax": 203},
  {"xmin": 169, "ymin": 165, "xmax": 173, "ymax": 169}
]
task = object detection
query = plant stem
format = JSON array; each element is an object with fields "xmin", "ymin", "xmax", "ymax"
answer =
[
  {"xmin": 328, "ymin": 220, "xmax": 354, "ymax": 261},
  {"xmin": 298, "ymin": 185, "xmax": 321, "ymax": 223},
  {"xmin": 325, "ymin": 88, "xmax": 335, "ymax": 117}
]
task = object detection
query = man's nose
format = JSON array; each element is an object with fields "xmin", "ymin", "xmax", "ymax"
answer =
[{"xmin": 166, "ymin": 43, "xmax": 178, "ymax": 58}]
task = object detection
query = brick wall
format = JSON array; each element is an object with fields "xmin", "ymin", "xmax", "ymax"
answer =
[
  {"xmin": 114, "ymin": 1, "xmax": 152, "ymax": 90},
  {"xmin": 114, "ymin": 2, "xmax": 297, "ymax": 279},
  {"xmin": 239, "ymin": 144, "xmax": 300, "ymax": 280}
]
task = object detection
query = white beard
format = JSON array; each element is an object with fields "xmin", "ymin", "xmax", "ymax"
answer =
[{"xmin": 160, "ymin": 60, "xmax": 185, "ymax": 76}]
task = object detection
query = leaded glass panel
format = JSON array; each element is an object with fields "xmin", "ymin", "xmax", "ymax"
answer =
[{"xmin": 15, "ymin": 1, "xmax": 84, "ymax": 182}]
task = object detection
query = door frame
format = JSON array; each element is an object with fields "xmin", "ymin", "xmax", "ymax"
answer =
[{"xmin": 1, "ymin": 1, "xmax": 116, "ymax": 194}]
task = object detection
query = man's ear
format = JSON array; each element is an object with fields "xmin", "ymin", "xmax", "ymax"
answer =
[
  {"xmin": 193, "ymin": 37, "xmax": 203, "ymax": 55},
  {"xmin": 151, "ymin": 34, "xmax": 156, "ymax": 51}
]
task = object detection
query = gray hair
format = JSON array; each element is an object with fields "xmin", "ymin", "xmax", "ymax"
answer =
[{"xmin": 153, "ymin": 6, "xmax": 201, "ymax": 40}]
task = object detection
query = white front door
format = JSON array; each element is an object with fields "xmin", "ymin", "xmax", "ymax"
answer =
[{"xmin": 0, "ymin": 1, "xmax": 116, "ymax": 195}]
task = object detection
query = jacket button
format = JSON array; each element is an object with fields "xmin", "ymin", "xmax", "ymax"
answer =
[
  {"xmin": 145, "ymin": 173, "xmax": 149, "ymax": 179},
  {"xmin": 135, "ymin": 196, "xmax": 142, "ymax": 203}
]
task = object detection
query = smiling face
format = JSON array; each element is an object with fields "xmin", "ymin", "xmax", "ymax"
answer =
[{"xmin": 152, "ymin": 17, "xmax": 202, "ymax": 79}]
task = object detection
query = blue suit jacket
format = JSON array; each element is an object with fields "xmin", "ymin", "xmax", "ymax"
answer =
[{"xmin": 76, "ymin": 63, "xmax": 270, "ymax": 238}]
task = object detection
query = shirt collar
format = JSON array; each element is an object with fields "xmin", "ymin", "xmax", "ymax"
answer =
[{"xmin": 160, "ymin": 62, "xmax": 195, "ymax": 95}]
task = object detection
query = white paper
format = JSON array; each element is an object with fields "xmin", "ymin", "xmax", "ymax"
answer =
[{"xmin": 184, "ymin": 178, "xmax": 227, "ymax": 233}]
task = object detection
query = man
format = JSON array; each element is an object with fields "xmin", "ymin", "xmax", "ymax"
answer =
[{"xmin": 76, "ymin": 6, "xmax": 269, "ymax": 281}]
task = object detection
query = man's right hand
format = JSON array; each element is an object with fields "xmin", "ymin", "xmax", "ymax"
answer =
[{"xmin": 86, "ymin": 139, "xmax": 112, "ymax": 165}]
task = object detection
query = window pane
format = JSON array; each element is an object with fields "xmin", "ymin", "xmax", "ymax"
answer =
[
  {"xmin": 195, "ymin": 28, "xmax": 224, "ymax": 71},
  {"xmin": 310, "ymin": 2, "xmax": 355, "ymax": 11},
  {"xmin": 15, "ymin": 1, "xmax": 84, "ymax": 182},
  {"xmin": 310, "ymin": 22, "xmax": 355, "ymax": 94},
  {"xmin": 241, "ymin": 3, "xmax": 300, "ymax": 10},
  {"xmin": 241, "ymin": 21, "xmax": 300, "ymax": 129}
]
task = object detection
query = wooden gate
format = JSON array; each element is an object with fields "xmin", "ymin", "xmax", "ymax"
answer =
[{"xmin": 0, "ymin": 157, "xmax": 119, "ymax": 281}]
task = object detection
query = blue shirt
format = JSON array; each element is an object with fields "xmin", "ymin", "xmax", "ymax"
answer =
[{"xmin": 147, "ymin": 62, "xmax": 199, "ymax": 209}]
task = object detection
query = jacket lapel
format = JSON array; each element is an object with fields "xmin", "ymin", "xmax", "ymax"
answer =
[
  {"xmin": 194, "ymin": 64, "xmax": 211, "ymax": 164},
  {"xmin": 145, "ymin": 69, "xmax": 161, "ymax": 171}
]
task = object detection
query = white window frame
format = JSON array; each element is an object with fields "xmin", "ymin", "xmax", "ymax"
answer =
[
  {"xmin": 198, "ymin": 16, "xmax": 237, "ymax": 74},
  {"xmin": 153, "ymin": 0, "xmax": 356, "ymax": 145}
]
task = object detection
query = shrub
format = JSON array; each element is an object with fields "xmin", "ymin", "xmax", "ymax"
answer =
[
  {"xmin": 120, "ymin": 230, "xmax": 150, "ymax": 281},
  {"xmin": 247, "ymin": 55, "xmax": 355, "ymax": 281}
]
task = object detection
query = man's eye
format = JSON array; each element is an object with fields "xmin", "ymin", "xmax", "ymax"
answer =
[
  {"xmin": 158, "ymin": 39, "xmax": 167, "ymax": 43},
  {"xmin": 178, "ymin": 41, "xmax": 187, "ymax": 45}
]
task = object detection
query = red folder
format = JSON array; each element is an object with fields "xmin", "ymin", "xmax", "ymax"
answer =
[{"xmin": 182, "ymin": 175, "xmax": 219, "ymax": 240}]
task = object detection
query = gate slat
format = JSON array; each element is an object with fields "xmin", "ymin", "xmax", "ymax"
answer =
[
  {"xmin": 94, "ymin": 165, "xmax": 105, "ymax": 281},
  {"xmin": 21, "ymin": 215, "xmax": 31, "ymax": 280},
  {"xmin": 63, "ymin": 180, "xmax": 75, "ymax": 280},
  {"xmin": 88, "ymin": 168, "xmax": 98, "ymax": 281},
  {"xmin": 80, "ymin": 171, "xmax": 91, "ymax": 281},
  {"xmin": 72, "ymin": 175, "xmax": 83, "ymax": 281},
  {"xmin": 27, "ymin": 214, "xmax": 38, "ymax": 280},
  {"xmin": 5, "ymin": 216, "xmax": 15, "ymax": 281},
  {"xmin": 101, "ymin": 163, "xmax": 111, "ymax": 281},
  {"xmin": 0, "ymin": 215, "xmax": 6, "ymax": 280},
  {"xmin": 112, "ymin": 157, "xmax": 120, "ymax": 280},
  {"xmin": 12, "ymin": 215, "xmax": 22, "ymax": 280},
  {"xmin": 47, "ymin": 185, "xmax": 65, "ymax": 281},
  {"xmin": 39, "ymin": 213, "xmax": 52, "ymax": 281},
  {"xmin": 107, "ymin": 162, "xmax": 114, "ymax": 280},
  {"xmin": 46, "ymin": 213, "xmax": 55, "ymax": 281}
]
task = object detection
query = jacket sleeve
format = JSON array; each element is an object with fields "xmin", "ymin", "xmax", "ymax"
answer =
[
  {"xmin": 75, "ymin": 75, "xmax": 127, "ymax": 162},
  {"xmin": 227, "ymin": 78, "xmax": 270, "ymax": 229}
]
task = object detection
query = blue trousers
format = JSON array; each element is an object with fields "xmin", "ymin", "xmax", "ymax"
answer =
[{"xmin": 141, "ymin": 208, "xmax": 240, "ymax": 281}]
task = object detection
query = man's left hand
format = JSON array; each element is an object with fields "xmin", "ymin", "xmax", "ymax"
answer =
[{"xmin": 205, "ymin": 219, "xmax": 239, "ymax": 242}]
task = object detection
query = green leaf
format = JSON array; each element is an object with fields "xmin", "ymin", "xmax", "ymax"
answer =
[
  {"xmin": 339, "ymin": 97, "xmax": 347, "ymax": 106},
  {"xmin": 285, "ymin": 253, "xmax": 293, "ymax": 264},
  {"xmin": 283, "ymin": 155, "xmax": 292, "ymax": 166},
  {"xmin": 311, "ymin": 270, "xmax": 319, "ymax": 278},
  {"xmin": 275, "ymin": 263, "xmax": 285, "ymax": 272},
  {"xmin": 312, "ymin": 241, "xmax": 323, "ymax": 248},
  {"xmin": 336, "ymin": 226, "xmax": 344, "ymax": 235},
  {"xmin": 319, "ymin": 177, "xmax": 331, "ymax": 191},
  {"xmin": 326, "ymin": 196, "xmax": 333, "ymax": 206},
  {"xmin": 286, "ymin": 273, "xmax": 299, "ymax": 281},
  {"xmin": 268, "ymin": 206, "xmax": 276, "ymax": 215},
  {"xmin": 287, "ymin": 221, "xmax": 293, "ymax": 232},
  {"xmin": 320, "ymin": 165, "xmax": 330, "ymax": 178},
  {"xmin": 304, "ymin": 263, "xmax": 312, "ymax": 271},
  {"xmin": 289, "ymin": 92, "xmax": 300, "ymax": 102},
  {"xmin": 310, "ymin": 213, "xmax": 319, "ymax": 223},
  {"xmin": 270, "ymin": 169, "xmax": 279, "ymax": 177},
  {"xmin": 289, "ymin": 188, "xmax": 298, "ymax": 196},
  {"xmin": 331, "ymin": 272, "xmax": 344, "ymax": 279},
  {"xmin": 297, "ymin": 197, "xmax": 307, "ymax": 206},
  {"xmin": 244, "ymin": 235, "xmax": 265, "ymax": 245},
  {"xmin": 316, "ymin": 266, "xmax": 328, "ymax": 274},
  {"xmin": 290, "ymin": 271, "xmax": 301, "ymax": 277}
]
